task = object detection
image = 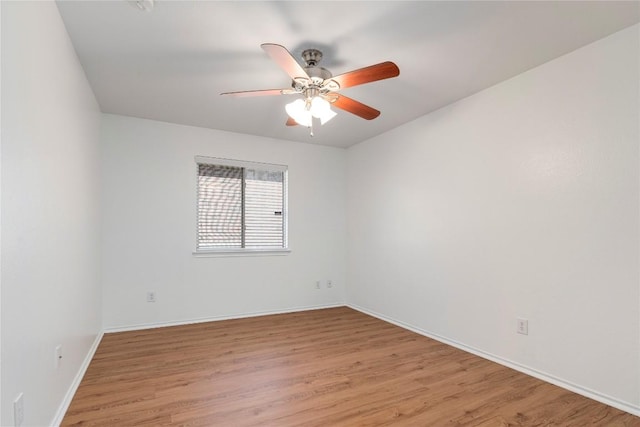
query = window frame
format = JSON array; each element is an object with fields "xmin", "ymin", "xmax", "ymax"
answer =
[{"xmin": 193, "ymin": 156, "xmax": 290, "ymax": 257}]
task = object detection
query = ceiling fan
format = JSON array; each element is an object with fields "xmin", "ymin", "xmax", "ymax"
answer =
[{"xmin": 221, "ymin": 43, "xmax": 400, "ymax": 136}]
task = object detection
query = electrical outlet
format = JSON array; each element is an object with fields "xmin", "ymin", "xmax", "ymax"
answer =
[
  {"xmin": 315, "ymin": 281, "xmax": 321, "ymax": 289},
  {"xmin": 14, "ymin": 393, "xmax": 24, "ymax": 426},
  {"xmin": 517, "ymin": 318, "xmax": 529, "ymax": 335},
  {"xmin": 55, "ymin": 345, "xmax": 62, "ymax": 369},
  {"xmin": 147, "ymin": 292, "xmax": 156, "ymax": 302},
  {"xmin": 327, "ymin": 280, "xmax": 333, "ymax": 288}
]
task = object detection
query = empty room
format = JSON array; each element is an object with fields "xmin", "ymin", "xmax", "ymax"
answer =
[{"xmin": 2, "ymin": 1, "xmax": 639, "ymax": 426}]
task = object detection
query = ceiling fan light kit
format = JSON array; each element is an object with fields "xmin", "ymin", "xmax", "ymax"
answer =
[
  {"xmin": 221, "ymin": 43, "xmax": 400, "ymax": 136},
  {"xmin": 285, "ymin": 97, "xmax": 337, "ymax": 128}
]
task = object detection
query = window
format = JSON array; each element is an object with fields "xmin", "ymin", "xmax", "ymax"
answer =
[{"xmin": 195, "ymin": 157, "xmax": 288, "ymax": 252}]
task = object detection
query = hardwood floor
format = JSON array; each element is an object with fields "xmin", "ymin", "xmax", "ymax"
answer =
[{"xmin": 62, "ymin": 307, "xmax": 639, "ymax": 426}]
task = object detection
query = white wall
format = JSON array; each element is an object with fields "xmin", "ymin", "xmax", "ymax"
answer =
[
  {"xmin": 0, "ymin": 2, "xmax": 4, "ymax": 423},
  {"xmin": 1, "ymin": 2, "xmax": 102, "ymax": 426},
  {"xmin": 347, "ymin": 24, "xmax": 639, "ymax": 411},
  {"xmin": 101, "ymin": 114, "xmax": 346, "ymax": 330}
]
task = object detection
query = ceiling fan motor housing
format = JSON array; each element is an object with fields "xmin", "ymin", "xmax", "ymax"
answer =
[
  {"xmin": 305, "ymin": 66, "xmax": 332, "ymax": 81},
  {"xmin": 301, "ymin": 48, "xmax": 333, "ymax": 85},
  {"xmin": 291, "ymin": 65, "xmax": 334, "ymax": 91}
]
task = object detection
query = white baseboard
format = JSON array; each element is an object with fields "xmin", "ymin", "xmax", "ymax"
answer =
[
  {"xmin": 50, "ymin": 331, "xmax": 104, "ymax": 427},
  {"xmin": 347, "ymin": 303, "xmax": 640, "ymax": 418},
  {"xmin": 103, "ymin": 302, "xmax": 345, "ymax": 333}
]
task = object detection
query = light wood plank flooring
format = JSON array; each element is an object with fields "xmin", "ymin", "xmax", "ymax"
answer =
[{"xmin": 62, "ymin": 307, "xmax": 639, "ymax": 426}]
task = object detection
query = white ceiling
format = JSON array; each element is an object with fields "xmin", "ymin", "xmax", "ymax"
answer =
[{"xmin": 56, "ymin": 1, "xmax": 639, "ymax": 148}]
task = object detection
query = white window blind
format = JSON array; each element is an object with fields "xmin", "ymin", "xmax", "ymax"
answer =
[{"xmin": 197, "ymin": 158, "xmax": 287, "ymax": 251}]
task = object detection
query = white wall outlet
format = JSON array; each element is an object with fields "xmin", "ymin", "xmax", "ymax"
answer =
[
  {"xmin": 55, "ymin": 345, "xmax": 62, "ymax": 369},
  {"xmin": 315, "ymin": 281, "xmax": 321, "ymax": 289},
  {"xmin": 327, "ymin": 280, "xmax": 333, "ymax": 288},
  {"xmin": 147, "ymin": 291, "xmax": 156, "ymax": 302},
  {"xmin": 14, "ymin": 393, "xmax": 24, "ymax": 426},
  {"xmin": 517, "ymin": 318, "xmax": 529, "ymax": 335}
]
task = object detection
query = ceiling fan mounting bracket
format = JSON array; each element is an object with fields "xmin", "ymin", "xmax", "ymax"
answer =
[{"xmin": 301, "ymin": 48, "xmax": 323, "ymax": 67}]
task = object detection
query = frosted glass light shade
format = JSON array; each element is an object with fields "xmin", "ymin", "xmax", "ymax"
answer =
[
  {"xmin": 285, "ymin": 99, "xmax": 312, "ymax": 127},
  {"xmin": 311, "ymin": 97, "xmax": 337, "ymax": 125},
  {"xmin": 286, "ymin": 96, "xmax": 336, "ymax": 127}
]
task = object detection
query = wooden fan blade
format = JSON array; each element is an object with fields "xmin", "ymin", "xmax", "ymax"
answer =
[
  {"xmin": 328, "ymin": 61, "xmax": 399, "ymax": 90},
  {"xmin": 332, "ymin": 95, "xmax": 380, "ymax": 120},
  {"xmin": 220, "ymin": 89, "xmax": 293, "ymax": 97},
  {"xmin": 261, "ymin": 43, "xmax": 309, "ymax": 80},
  {"xmin": 286, "ymin": 117, "xmax": 298, "ymax": 126}
]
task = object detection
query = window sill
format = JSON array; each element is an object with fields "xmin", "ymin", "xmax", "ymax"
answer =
[{"xmin": 192, "ymin": 248, "xmax": 291, "ymax": 258}]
